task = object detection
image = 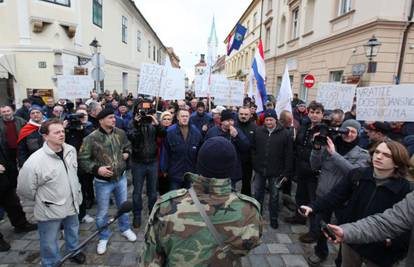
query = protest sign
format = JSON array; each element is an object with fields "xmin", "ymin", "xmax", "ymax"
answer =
[
  {"xmin": 194, "ymin": 74, "xmax": 209, "ymax": 97},
  {"xmin": 57, "ymin": 75, "xmax": 94, "ymax": 99},
  {"xmin": 228, "ymin": 80, "xmax": 245, "ymax": 107},
  {"xmin": 316, "ymin": 83, "xmax": 356, "ymax": 111},
  {"xmin": 210, "ymin": 75, "xmax": 229, "ymax": 106},
  {"xmin": 356, "ymin": 84, "xmax": 414, "ymax": 122},
  {"xmin": 138, "ymin": 63, "xmax": 164, "ymax": 96},
  {"xmin": 159, "ymin": 67, "xmax": 185, "ymax": 100}
]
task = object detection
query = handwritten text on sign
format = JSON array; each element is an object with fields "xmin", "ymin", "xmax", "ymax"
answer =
[
  {"xmin": 159, "ymin": 67, "xmax": 185, "ymax": 100},
  {"xmin": 57, "ymin": 75, "xmax": 94, "ymax": 99},
  {"xmin": 356, "ymin": 84, "xmax": 414, "ymax": 122},
  {"xmin": 316, "ymin": 83, "xmax": 356, "ymax": 112},
  {"xmin": 138, "ymin": 64, "xmax": 164, "ymax": 97}
]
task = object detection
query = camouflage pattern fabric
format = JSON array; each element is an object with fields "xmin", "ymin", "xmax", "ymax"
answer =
[
  {"xmin": 78, "ymin": 127, "xmax": 131, "ymax": 181},
  {"xmin": 140, "ymin": 172, "xmax": 263, "ymax": 267}
]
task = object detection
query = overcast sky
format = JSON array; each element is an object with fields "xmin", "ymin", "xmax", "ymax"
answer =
[{"xmin": 135, "ymin": 0, "xmax": 252, "ymax": 81}]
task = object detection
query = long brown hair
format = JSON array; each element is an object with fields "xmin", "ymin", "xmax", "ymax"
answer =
[{"xmin": 373, "ymin": 140, "xmax": 412, "ymax": 178}]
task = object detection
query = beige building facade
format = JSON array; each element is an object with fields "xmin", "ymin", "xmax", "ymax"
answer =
[
  {"xmin": 225, "ymin": 0, "xmax": 414, "ymax": 105},
  {"xmin": 0, "ymin": 0, "xmax": 168, "ymax": 106}
]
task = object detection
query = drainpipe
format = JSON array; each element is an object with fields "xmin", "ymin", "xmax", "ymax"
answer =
[{"xmin": 396, "ymin": 0, "xmax": 414, "ymax": 84}]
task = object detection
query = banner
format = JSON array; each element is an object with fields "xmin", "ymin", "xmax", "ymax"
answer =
[
  {"xmin": 316, "ymin": 83, "xmax": 356, "ymax": 111},
  {"xmin": 194, "ymin": 74, "xmax": 209, "ymax": 97},
  {"xmin": 138, "ymin": 63, "xmax": 164, "ymax": 96},
  {"xmin": 210, "ymin": 75, "xmax": 244, "ymax": 107},
  {"xmin": 356, "ymin": 84, "xmax": 414, "ymax": 122},
  {"xmin": 57, "ymin": 75, "xmax": 94, "ymax": 99}
]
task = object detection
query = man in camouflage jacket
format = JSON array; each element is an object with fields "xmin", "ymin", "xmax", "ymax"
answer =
[
  {"xmin": 78, "ymin": 108, "xmax": 136, "ymax": 255},
  {"xmin": 140, "ymin": 137, "xmax": 262, "ymax": 267}
]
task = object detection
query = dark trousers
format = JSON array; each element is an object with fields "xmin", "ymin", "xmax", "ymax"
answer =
[
  {"xmin": 253, "ymin": 173, "xmax": 279, "ymax": 223},
  {"xmin": 241, "ymin": 162, "xmax": 253, "ymax": 196},
  {"xmin": 0, "ymin": 189, "xmax": 28, "ymax": 228},
  {"xmin": 7, "ymin": 149, "xmax": 18, "ymax": 189},
  {"xmin": 78, "ymin": 172, "xmax": 94, "ymax": 220},
  {"xmin": 295, "ymin": 175, "xmax": 317, "ymax": 206}
]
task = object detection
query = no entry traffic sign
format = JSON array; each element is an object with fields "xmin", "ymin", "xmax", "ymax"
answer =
[{"xmin": 303, "ymin": 74, "xmax": 315, "ymax": 88}]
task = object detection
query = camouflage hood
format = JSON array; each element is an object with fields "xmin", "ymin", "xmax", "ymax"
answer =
[{"xmin": 184, "ymin": 172, "xmax": 232, "ymax": 195}]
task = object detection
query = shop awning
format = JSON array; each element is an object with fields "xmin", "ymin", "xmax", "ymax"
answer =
[{"xmin": 0, "ymin": 54, "xmax": 16, "ymax": 79}]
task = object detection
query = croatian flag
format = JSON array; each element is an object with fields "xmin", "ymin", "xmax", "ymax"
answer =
[
  {"xmin": 252, "ymin": 39, "xmax": 267, "ymax": 112},
  {"xmin": 226, "ymin": 33, "xmax": 234, "ymax": 56}
]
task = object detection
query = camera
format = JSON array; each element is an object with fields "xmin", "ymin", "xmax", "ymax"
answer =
[
  {"xmin": 134, "ymin": 101, "xmax": 155, "ymax": 124},
  {"xmin": 313, "ymin": 119, "xmax": 350, "ymax": 146},
  {"xmin": 66, "ymin": 113, "xmax": 85, "ymax": 130}
]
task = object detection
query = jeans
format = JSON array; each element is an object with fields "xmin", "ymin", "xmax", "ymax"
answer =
[
  {"xmin": 253, "ymin": 173, "xmax": 279, "ymax": 223},
  {"xmin": 241, "ymin": 162, "xmax": 253, "ymax": 196},
  {"xmin": 131, "ymin": 161, "xmax": 158, "ymax": 219},
  {"xmin": 94, "ymin": 175, "xmax": 130, "ymax": 240},
  {"xmin": 38, "ymin": 214, "xmax": 80, "ymax": 267}
]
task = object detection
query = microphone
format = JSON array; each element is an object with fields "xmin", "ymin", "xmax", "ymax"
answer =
[{"xmin": 115, "ymin": 201, "xmax": 133, "ymax": 218}]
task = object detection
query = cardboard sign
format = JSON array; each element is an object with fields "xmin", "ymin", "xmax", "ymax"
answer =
[
  {"xmin": 356, "ymin": 84, "xmax": 414, "ymax": 122},
  {"xmin": 138, "ymin": 63, "xmax": 164, "ymax": 97},
  {"xmin": 194, "ymin": 74, "xmax": 209, "ymax": 97},
  {"xmin": 57, "ymin": 75, "xmax": 94, "ymax": 99},
  {"xmin": 210, "ymin": 75, "xmax": 244, "ymax": 107},
  {"xmin": 159, "ymin": 67, "xmax": 185, "ymax": 100},
  {"xmin": 316, "ymin": 83, "xmax": 356, "ymax": 111}
]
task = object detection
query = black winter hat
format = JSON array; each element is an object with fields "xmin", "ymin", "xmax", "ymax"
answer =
[
  {"xmin": 264, "ymin": 109, "xmax": 277, "ymax": 120},
  {"xmin": 220, "ymin": 109, "xmax": 234, "ymax": 121},
  {"xmin": 196, "ymin": 136, "xmax": 236, "ymax": 179},
  {"xmin": 96, "ymin": 107, "xmax": 114, "ymax": 120}
]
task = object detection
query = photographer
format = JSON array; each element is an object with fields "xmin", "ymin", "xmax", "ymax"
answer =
[
  {"xmin": 305, "ymin": 120, "xmax": 370, "ymax": 266},
  {"xmin": 301, "ymin": 140, "xmax": 412, "ymax": 267},
  {"xmin": 126, "ymin": 101, "xmax": 166, "ymax": 229},
  {"xmin": 65, "ymin": 109, "xmax": 95, "ymax": 222}
]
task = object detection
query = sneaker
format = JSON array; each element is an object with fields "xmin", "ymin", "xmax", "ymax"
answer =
[
  {"xmin": 284, "ymin": 214, "xmax": 307, "ymax": 225},
  {"xmin": 121, "ymin": 229, "xmax": 137, "ymax": 242},
  {"xmin": 299, "ymin": 232, "xmax": 318, "ymax": 243},
  {"xmin": 97, "ymin": 240, "xmax": 108, "ymax": 255},
  {"xmin": 14, "ymin": 222, "xmax": 37, "ymax": 233},
  {"xmin": 307, "ymin": 254, "xmax": 327, "ymax": 267},
  {"xmin": 0, "ymin": 236, "xmax": 10, "ymax": 252},
  {"xmin": 81, "ymin": 214, "xmax": 95, "ymax": 223},
  {"xmin": 133, "ymin": 218, "xmax": 141, "ymax": 229},
  {"xmin": 69, "ymin": 252, "xmax": 86, "ymax": 264}
]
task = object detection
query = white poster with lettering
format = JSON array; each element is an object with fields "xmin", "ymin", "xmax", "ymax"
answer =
[
  {"xmin": 57, "ymin": 75, "xmax": 94, "ymax": 99},
  {"xmin": 356, "ymin": 84, "xmax": 414, "ymax": 122},
  {"xmin": 194, "ymin": 74, "xmax": 209, "ymax": 97},
  {"xmin": 210, "ymin": 75, "xmax": 230, "ymax": 106},
  {"xmin": 316, "ymin": 83, "xmax": 357, "ymax": 112},
  {"xmin": 228, "ymin": 80, "xmax": 245, "ymax": 107},
  {"xmin": 159, "ymin": 67, "xmax": 185, "ymax": 100},
  {"xmin": 138, "ymin": 63, "xmax": 164, "ymax": 97}
]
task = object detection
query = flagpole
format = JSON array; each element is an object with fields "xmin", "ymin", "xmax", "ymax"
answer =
[{"xmin": 259, "ymin": 0, "xmax": 264, "ymax": 40}]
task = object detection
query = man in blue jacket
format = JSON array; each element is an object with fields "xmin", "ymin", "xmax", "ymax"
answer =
[
  {"xmin": 162, "ymin": 109, "xmax": 202, "ymax": 190},
  {"xmin": 205, "ymin": 109, "xmax": 250, "ymax": 189},
  {"xmin": 189, "ymin": 101, "xmax": 211, "ymax": 135}
]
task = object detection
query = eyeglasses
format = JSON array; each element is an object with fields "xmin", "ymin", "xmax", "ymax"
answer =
[{"xmin": 162, "ymin": 118, "xmax": 172, "ymax": 121}]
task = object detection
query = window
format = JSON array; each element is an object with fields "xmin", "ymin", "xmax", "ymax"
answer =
[
  {"xmin": 253, "ymin": 12, "xmax": 258, "ymax": 28},
  {"xmin": 137, "ymin": 31, "xmax": 141, "ymax": 51},
  {"xmin": 265, "ymin": 27, "xmax": 271, "ymax": 51},
  {"xmin": 300, "ymin": 74, "xmax": 309, "ymax": 103},
  {"xmin": 40, "ymin": 0, "xmax": 70, "ymax": 6},
  {"xmin": 268, "ymin": 0, "xmax": 272, "ymax": 11},
  {"xmin": 330, "ymin": 70, "xmax": 344, "ymax": 82},
  {"xmin": 122, "ymin": 16, "xmax": 128, "ymax": 43},
  {"xmin": 148, "ymin": 41, "xmax": 151, "ymax": 58},
  {"xmin": 246, "ymin": 20, "xmax": 250, "ymax": 34},
  {"xmin": 92, "ymin": 0, "xmax": 102, "ymax": 28},
  {"xmin": 338, "ymin": 0, "xmax": 351, "ymax": 16},
  {"xmin": 153, "ymin": 46, "xmax": 156, "ymax": 61},
  {"xmin": 279, "ymin": 16, "xmax": 286, "ymax": 44},
  {"xmin": 304, "ymin": 0, "xmax": 315, "ymax": 32},
  {"xmin": 291, "ymin": 8, "xmax": 299, "ymax": 39}
]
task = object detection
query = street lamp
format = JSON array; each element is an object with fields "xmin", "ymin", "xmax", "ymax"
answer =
[
  {"xmin": 364, "ymin": 35, "xmax": 381, "ymax": 73},
  {"xmin": 89, "ymin": 38, "xmax": 104, "ymax": 93},
  {"xmin": 89, "ymin": 38, "xmax": 101, "ymax": 54}
]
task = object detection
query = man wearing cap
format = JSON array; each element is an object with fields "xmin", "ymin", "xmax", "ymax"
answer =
[
  {"xmin": 140, "ymin": 136, "xmax": 263, "ymax": 266},
  {"xmin": 363, "ymin": 122, "xmax": 391, "ymax": 150},
  {"xmin": 189, "ymin": 101, "xmax": 212, "ymax": 135},
  {"xmin": 305, "ymin": 119, "xmax": 370, "ymax": 266},
  {"xmin": 205, "ymin": 109, "xmax": 250, "ymax": 187},
  {"xmin": 252, "ymin": 109, "xmax": 293, "ymax": 229},
  {"xmin": 17, "ymin": 105, "xmax": 45, "ymax": 167},
  {"xmin": 78, "ymin": 107, "xmax": 136, "ymax": 255}
]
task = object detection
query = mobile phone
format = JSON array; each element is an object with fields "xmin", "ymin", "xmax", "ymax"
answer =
[{"xmin": 320, "ymin": 220, "xmax": 336, "ymax": 241}]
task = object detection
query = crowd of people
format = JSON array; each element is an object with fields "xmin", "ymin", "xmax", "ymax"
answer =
[{"xmin": 0, "ymin": 88, "xmax": 413, "ymax": 267}]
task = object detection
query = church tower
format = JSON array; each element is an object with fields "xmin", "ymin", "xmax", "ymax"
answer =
[{"xmin": 207, "ymin": 16, "xmax": 218, "ymax": 67}]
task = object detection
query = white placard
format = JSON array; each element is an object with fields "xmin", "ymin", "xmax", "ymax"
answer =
[
  {"xmin": 194, "ymin": 74, "xmax": 209, "ymax": 97},
  {"xmin": 356, "ymin": 84, "xmax": 414, "ymax": 122},
  {"xmin": 316, "ymin": 83, "xmax": 356, "ymax": 111},
  {"xmin": 228, "ymin": 80, "xmax": 245, "ymax": 107},
  {"xmin": 138, "ymin": 63, "xmax": 164, "ymax": 96},
  {"xmin": 211, "ymin": 75, "xmax": 229, "ymax": 106},
  {"xmin": 159, "ymin": 67, "xmax": 185, "ymax": 100},
  {"xmin": 57, "ymin": 75, "xmax": 94, "ymax": 99}
]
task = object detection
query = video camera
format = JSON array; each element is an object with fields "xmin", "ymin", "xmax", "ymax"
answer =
[
  {"xmin": 134, "ymin": 101, "xmax": 155, "ymax": 124},
  {"xmin": 65, "ymin": 113, "xmax": 86, "ymax": 130},
  {"xmin": 313, "ymin": 117, "xmax": 349, "ymax": 146}
]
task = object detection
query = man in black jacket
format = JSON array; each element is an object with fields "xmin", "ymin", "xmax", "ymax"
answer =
[
  {"xmin": 126, "ymin": 102, "xmax": 165, "ymax": 228},
  {"xmin": 252, "ymin": 109, "xmax": 293, "ymax": 229},
  {"xmin": 285, "ymin": 101, "xmax": 324, "ymax": 243},
  {"xmin": 236, "ymin": 106, "xmax": 257, "ymax": 196}
]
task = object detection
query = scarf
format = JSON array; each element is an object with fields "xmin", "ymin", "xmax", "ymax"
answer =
[{"xmin": 335, "ymin": 136, "xmax": 359, "ymax": 156}]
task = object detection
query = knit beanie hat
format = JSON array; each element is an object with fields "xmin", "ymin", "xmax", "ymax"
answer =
[
  {"xmin": 196, "ymin": 136, "xmax": 236, "ymax": 179},
  {"xmin": 340, "ymin": 119, "xmax": 361, "ymax": 133},
  {"xmin": 264, "ymin": 109, "xmax": 277, "ymax": 120},
  {"xmin": 220, "ymin": 109, "xmax": 234, "ymax": 121},
  {"xmin": 29, "ymin": 105, "xmax": 43, "ymax": 114}
]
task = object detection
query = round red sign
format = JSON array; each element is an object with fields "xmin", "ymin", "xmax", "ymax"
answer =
[{"xmin": 303, "ymin": 74, "xmax": 315, "ymax": 88}]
